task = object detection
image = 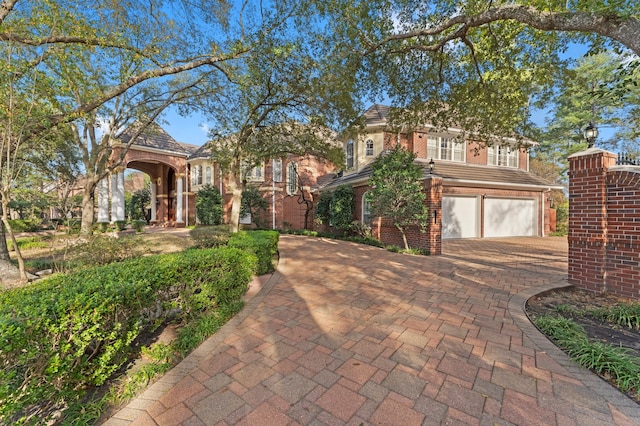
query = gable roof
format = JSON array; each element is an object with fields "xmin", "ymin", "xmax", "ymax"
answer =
[{"xmin": 321, "ymin": 159, "xmax": 562, "ymax": 192}]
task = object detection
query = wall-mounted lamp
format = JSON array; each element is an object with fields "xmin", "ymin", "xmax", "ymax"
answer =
[{"xmin": 429, "ymin": 158, "xmax": 435, "ymax": 174}]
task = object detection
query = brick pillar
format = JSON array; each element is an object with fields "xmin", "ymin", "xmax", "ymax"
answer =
[
  {"xmin": 424, "ymin": 175, "xmax": 443, "ymax": 255},
  {"xmin": 567, "ymin": 149, "xmax": 617, "ymax": 293}
]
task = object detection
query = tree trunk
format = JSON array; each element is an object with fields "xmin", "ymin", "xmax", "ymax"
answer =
[
  {"xmin": 227, "ymin": 168, "xmax": 243, "ymax": 233},
  {"xmin": 0, "ymin": 205, "xmax": 27, "ymax": 286},
  {"xmin": 80, "ymin": 184, "xmax": 96, "ymax": 236},
  {"xmin": 397, "ymin": 225, "xmax": 409, "ymax": 251}
]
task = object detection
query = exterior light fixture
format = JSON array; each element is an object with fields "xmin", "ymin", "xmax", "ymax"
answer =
[
  {"xmin": 583, "ymin": 121, "xmax": 598, "ymax": 148},
  {"xmin": 429, "ymin": 158, "xmax": 435, "ymax": 174}
]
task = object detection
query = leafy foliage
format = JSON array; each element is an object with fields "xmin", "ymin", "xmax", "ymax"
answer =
[
  {"xmin": 366, "ymin": 146, "xmax": 428, "ymax": 249},
  {"xmin": 129, "ymin": 188, "xmax": 151, "ymax": 222},
  {"xmin": 315, "ymin": 185, "xmax": 355, "ymax": 232},
  {"xmin": 0, "ymin": 236, "xmax": 274, "ymax": 423},
  {"xmin": 190, "ymin": 225, "xmax": 232, "ymax": 249},
  {"xmin": 241, "ymin": 185, "xmax": 269, "ymax": 228},
  {"xmin": 196, "ymin": 185, "xmax": 224, "ymax": 226}
]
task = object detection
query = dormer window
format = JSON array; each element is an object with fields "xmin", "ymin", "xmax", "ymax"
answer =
[
  {"xmin": 427, "ymin": 135, "xmax": 464, "ymax": 162},
  {"xmin": 365, "ymin": 139, "xmax": 374, "ymax": 156},
  {"xmin": 488, "ymin": 145, "xmax": 518, "ymax": 167}
]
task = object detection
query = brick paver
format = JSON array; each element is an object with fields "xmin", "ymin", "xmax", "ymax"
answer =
[{"xmin": 104, "ymin": 235, "xmax": 640, "ymax": 425}]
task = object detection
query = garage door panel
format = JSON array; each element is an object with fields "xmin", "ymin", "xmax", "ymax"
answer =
[
  {"xmin": 443, "ymin": 196, "xmax": 478, "ymax": 239},
  {"xmin": 484, "ymin": 198, "xmax": 536, "ymax": 238}
]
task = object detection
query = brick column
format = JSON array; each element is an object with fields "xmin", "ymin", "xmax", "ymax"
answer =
[
  {"xmin": 424, "ymin": 176, "xmax": 442, "ymax": 255},
  {"xmin": 567, "ymin": 149, "xmax": 616, "ymax": 293}
]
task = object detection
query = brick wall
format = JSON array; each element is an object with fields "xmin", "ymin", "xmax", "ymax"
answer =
[{"xmin": 568, "ymin": 149, "xmax": 640, "ymax": 300}]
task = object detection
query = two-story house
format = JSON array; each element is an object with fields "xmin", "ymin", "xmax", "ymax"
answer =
[{"xmin": 321, "ymin": 104, "xmax": 562, "ymax": 243}]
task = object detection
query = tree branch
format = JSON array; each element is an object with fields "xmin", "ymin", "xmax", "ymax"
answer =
[{"xmin": 370, "ymin": 6, "xmax": 640, "ymax": 56}]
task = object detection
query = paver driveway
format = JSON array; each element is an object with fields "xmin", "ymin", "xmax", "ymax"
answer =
[{"xmin": 105, "ymin": 235, "xmax": 640, "ymax": 425}]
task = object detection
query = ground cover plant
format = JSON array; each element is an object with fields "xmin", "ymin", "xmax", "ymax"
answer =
[
  {"xmin": 526, "ymin": 288, "xmax": 640, "ymax": 404},
  {"xmin": 0, "ymin": 228, "xmax": 279, "ymax": 425}
]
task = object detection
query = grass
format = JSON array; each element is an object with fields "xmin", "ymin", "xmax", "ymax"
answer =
[{"xmin": 534, "ymin": 314, "xmax": 640, "ymax": 396}]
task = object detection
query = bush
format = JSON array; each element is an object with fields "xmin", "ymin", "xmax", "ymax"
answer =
[
  {"xmin": 131, "ymin": 220, "xmax": 146, "ymax": 232},
  {"xmin": 228, "ymin": 230, "xmax": 279, "ymax": 275},
  {"xmin": 7, "ymin": 219, "xmax": 41, "ymax": 233},
  {"xmin": 0, "ymin": 247, "xmax": 256, "ymax": 424},
  {"xmin": 196, "ymin": 185, "xmax": 224, "ymax": 226},
  {"xmin": 55, "ymin": 235, "xmax": 149, "ymax": 272},
  {"xmin": 94, "ymin": 222, "xmax": 110, "ymax": 233},
  {"xmin": 114, "ymin": 220, "xmax": 127, "ymax": 231},
  {"xmin": 190, "ymin": 225, "xmax": 231, "ymax": 248}
]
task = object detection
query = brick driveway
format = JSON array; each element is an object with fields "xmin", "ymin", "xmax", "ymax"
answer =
[{"xmin": 105, "ymin": 235, "xmax": 640, "ymax": 425}]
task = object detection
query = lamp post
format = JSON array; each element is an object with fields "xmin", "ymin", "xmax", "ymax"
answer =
[
  {"xmin": 429, "ymin": 158, "xmax": 435, "ymax": 174},
  {"xmin": 583, "ymin": 121, "xmax": 598, "ymax": 148}
]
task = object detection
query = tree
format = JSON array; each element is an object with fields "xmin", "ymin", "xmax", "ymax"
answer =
[
  {"xmin": 240, "ymin": 185, "xmax": 268, "ymax": 228},
  {"xmin": 203, "ymin": 2, "xmax": 347, "ymax": 232},
  {"xmin": 129, "ymin": 188, "xmax": 151, "ymax": 222},
  {"xmin": 0, "ymin": 0, "xmax": 252, "ymax": 283},
  {"xmin": 366, "ymin": 146, "xmax": 428, "ymax": 250},
  {"xmin": 316, "ymin": 1, "xmax": 639, "ymax": 144},
  {"xmin": 315, "ymin": 184, "xmax": 355, "ymax": 233},
  {"xmin": 196, "ymin": 184, "xmax": 223, "ymax": 226}
]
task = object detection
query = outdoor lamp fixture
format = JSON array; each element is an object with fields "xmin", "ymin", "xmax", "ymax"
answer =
[
  {"xmin": 583, "ymin": 121, "xmax": 598, "ymax": 148},
  {"xmin": 429, "ymin": 158, "xmax": 435, "ymax": 174}
]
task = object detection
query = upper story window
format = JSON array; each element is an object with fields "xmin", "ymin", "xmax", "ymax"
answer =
[
  {"xmin": 427, "ymin": 135, "xmax": 464, "ymax": 162},
  {"xmin": 488, "ymin": 145, "xmax": 518, "ymax": 168},
  {"xmin": 272, "ymin": 159, "xmax": 283, "ymax": 183},
  {"xmin": 191, "ymin": 165, "xmax": 203, "ymax": 186},
  {"xmin": 205, "ymin": 166, "xmax": 212, "ymax": 185},
  {"xmin": 287, "ymin": 161, "xmax": 298, "ymax": 195},
  {"xmin": 365, "ymin": 139, "xmax": 374, "ymax": 156},
  {"xmin": 346, "ymin": 140, "xmax": 354, "ymax": 169},
  {"xmin": 243, "ymin": 162, "xmax": 265, "ymax": 181}
]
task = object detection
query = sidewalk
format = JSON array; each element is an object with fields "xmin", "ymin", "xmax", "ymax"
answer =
[{"xmin": 104, "ymin": 235, "xmax": 640, "ymax": 425}]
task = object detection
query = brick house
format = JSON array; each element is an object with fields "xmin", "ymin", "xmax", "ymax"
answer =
[
  {"xmin": 321, "ymin": 104, "xmax": 562, "ymax": 250},
  {"xmin": 107, "ymin": 123, "xmax": 336, "ymax": 229}
]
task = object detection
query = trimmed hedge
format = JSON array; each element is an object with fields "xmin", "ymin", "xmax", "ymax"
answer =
[
  {"xmin": 228, "ymin": 231, "xmax": 279, "ymax": 275},
  {"xmin": 0, "ymin": 247, "xmax": 257, "ymax": 424}
]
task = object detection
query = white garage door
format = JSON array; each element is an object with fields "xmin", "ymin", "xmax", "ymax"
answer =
[
  {"xmin": 442, "ymin": 196, "xmax": 479, "ymax": 239},
  {"xmin": 484, "ymin": 198, "xmax": 537, "ymax": 238}
]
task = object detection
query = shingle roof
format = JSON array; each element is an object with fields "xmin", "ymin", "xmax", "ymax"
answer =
[
  {"xmin": 119, "ymin": 122, "xmax": 199, "ymax": 156},
  {"xmin": 321, "ymin": 159, "xmax": 562, "ymax": 191}
]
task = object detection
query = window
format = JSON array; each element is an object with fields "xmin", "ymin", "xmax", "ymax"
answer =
[
  {"xmin": 191, "ymin": 165, "xmax": 203, "ymax": 186},
  {"xmin": 346, "ymin": 140, "xmax": 354, "ymax": 168},
  {"xmin": 427, "ymin": 135, "xmax": 464, "ymax": 162},
  {"xmin": 243, "ymin": 162, "xmax": 264, "ymax": 181},
  {"xmin": 205, "ymin": 167, "xmax": 212, "ymax": 185},
  {"xmin": 362, "ymin": 193, "xmax": 372, "ymax": 225},
  {"xmin": 272, "ymin": 159, "xmax": 283, "ymax": 182},
  {"xmin": 287, "ymin": 161, "xmax": 298, "ymax": 195},
  {"xmin": 488, "ymin": 145, "xmax": 518, "ymax": 167},
  {"xmin": 365, "ymin": 139, "xmax": 374, "ymax": 156}
]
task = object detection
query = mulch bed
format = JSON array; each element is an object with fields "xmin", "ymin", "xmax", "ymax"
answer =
[{"xmin": 525, "ymin": 287, "xmax": 640, "ymax": 404}]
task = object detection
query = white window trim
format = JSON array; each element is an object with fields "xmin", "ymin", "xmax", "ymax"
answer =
[
  {"xmin": 362, "ymin": 192, "xmax": 372, "ymax": 225},
  {"xmin": 488, "ymin": 145, "xmax": 518, "ymax": 168},
  {"xmin": 427, "ymin": 135, "xmax": 465, "ymax": 162},
  {"xmin": 365, "ymin": 139, "xmax": 374, "ymax": 156}
]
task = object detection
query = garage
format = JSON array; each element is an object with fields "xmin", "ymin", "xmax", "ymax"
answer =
[
  {"xmin": 442, "ymin": 196, "xmax": 479, "ymax": 239},
  {"xmin": 483, "ymin": 197, "xmax": 537, "ymax": 238}
]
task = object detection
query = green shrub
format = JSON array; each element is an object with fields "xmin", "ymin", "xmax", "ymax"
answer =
[
  {"xmin": 94, "ymin": 222, "xmax": 110, "ymax": 233},
  {"xmin": 131, "ymin": 220, "xmax": 146, "ymax": 232},
  {"xmin": 7, "ymin": 219, "xmax": 41, "ymax": 233},
  {"xmin": 53, "ymin": 235, "xmax": 149, "ymax": 272},
  {"xmin": 7, "ymin": 236, "xmax": 49, "ymax": 251},
  {"xmin": 228, "ymin": 230, "xmax": 279, "ymax": 275},
  {"xmin": 114, "ymin": 220, "xmax": 127, "ymax": 231},
  {"xmin": 196, "ymin": 185, "xmax": 224, "ymax": 226},
  {"xmin": 190, "ymin": 225, "xmax": 231, "ymax": 248},
  {"xmin": 0, "ymin": 247, "xmax": 256, "ymax": 424}
]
